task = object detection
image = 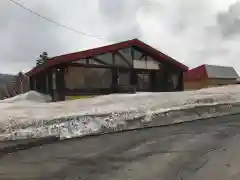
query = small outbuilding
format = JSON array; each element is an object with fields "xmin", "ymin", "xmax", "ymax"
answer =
[{"xmin": 184, "ymin": 64, "xmax": 239, "ymax": 90}]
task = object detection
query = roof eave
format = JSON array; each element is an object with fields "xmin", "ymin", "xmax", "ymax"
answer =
[{"xmin": 26, "ymin": 39, "xmax": 188, "ymax": 76}]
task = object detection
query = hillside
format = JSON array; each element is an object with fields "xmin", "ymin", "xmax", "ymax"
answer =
[{"xmin": 0, "ymin": 73, "xmax": 15, "ymax": 88}]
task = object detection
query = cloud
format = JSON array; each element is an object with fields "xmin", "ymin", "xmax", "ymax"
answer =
[
  {"xmin": 1, "ymin": 0, "xmax": 240, "ymax": 74},
  {"xmin": 216, "ymin": 2, "xmax": 240, "ymax": 38},
  {"xmin": 137, "ymin": 0, "xmax": 240, "ymax": 73},
  {"xmin": 0, "ymin": 0, "xmax": 66, "ymax": 74},
  {"xmin": 189, "ymin": 1, "xmax": 240, "ymax": 68},
  {"xmin": 98, "ymin": 0, "xmax": 143, "ymax": 41},
  {"xmin": 138, "ymin": 0, "xmax": 216, "ymax": 66}
]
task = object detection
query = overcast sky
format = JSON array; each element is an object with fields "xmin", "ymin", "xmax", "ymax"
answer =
[{"xmin": 0, "ymin": 0, "xmax": 240, "ymax": 74}]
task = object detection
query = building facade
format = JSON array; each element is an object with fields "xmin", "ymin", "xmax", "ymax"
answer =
[
  {"xmin": 184, "ymin": 64, "xmax": 239, "ymax": 90},
  {"xmin": 26, "ymin": 39, "xmax": 188, "ymax": 101}
]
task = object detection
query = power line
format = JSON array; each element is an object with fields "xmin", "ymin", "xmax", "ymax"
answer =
[{"xmin": 8, "ymin": 0, "xmax": 116, "ymax": 42}]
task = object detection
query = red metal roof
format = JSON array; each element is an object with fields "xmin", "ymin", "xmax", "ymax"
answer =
[
  {"xmin": 184, "ymin": 65, "xmax": 208, "ymax": 82},
  {"xmin": 26, "ymin": 39, "xmax": 188, "ymax": 76},
  {"xmin": 184, "ymin": 64, "xmax": 239, "ymax": 82}
]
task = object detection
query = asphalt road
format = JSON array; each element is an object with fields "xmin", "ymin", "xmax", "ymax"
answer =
[{"xmin": 1, "ymin": 114, "xmax": 240, "ymax": 180}]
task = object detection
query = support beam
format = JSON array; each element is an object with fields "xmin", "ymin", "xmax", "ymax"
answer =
[
  {"xmin": 139, "ymin": 54, "xmax": 145, "ymax": 60},
  {"xmin": 35, "ymin": 73, "xmax": 45, "ymax": 94},
  {"xmin": 47, "ymin": 69, "xmax": 53, "ymax": 97},
  {"xmin": 114, "ymin": 51, "xmax": 132, "ymax": 68},
  {"xmin": 29, "ymin": 76, "xmax": 34, "ymax": 90},
  {"xmin": 150, "ymin": 71, "xmax": 157, "ymax": 92},
  {"xmin": 157, "ymin": 67, "xmax": 168, "ymax": 92},
  {"xmin": 112, "ymin": 53, "xmax": 116, "ymax": 65},
  {"xmin": 144, "ymin": 55, "xmax": 148, "ymax": 61},
  {"xmin": 39, "ymin": 73, "xmax": 47, "ymax": 94},
  {"xmin": 67, "ymin": 62, "xmax": 125, "ymax": 69},
  {"xmin": 130, "ymin": 70, "xmax": 137, "ymax": 86},
  {"xmin": 176, "ymin": 72, "xmax": 183, "ymax": 91},
  {"xmin": 130, "ymin": 47, "xmax": 136, "ymax": 93},
  {"xmin": 92, "ymin": 57, "xmax": 109, "ymax": 65},
  {"xmin": 131, "ymin": 47, "xmax": 135, "ymax": 62},
  {"xmin": 52, "ymin": 66, "xmax": 66, "ymax": 101},
  {"xmin": 86, "ymin": 58, "xmax": 90, "ymax": 65},
  {"xmin": 56, "ymin": 66, "xmax": 66, "ymax": 101},
  {"xmin": 111, "ymin": 68, "xmax": 118, "ymax": 93}
]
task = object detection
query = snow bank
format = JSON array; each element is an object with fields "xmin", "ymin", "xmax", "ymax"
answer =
[
  {"xmin": 1, "ymin": 85, "xmax": 240, "ymax": 140},
  {"xmin": 0, "ymin": 91, "xmax": 51, "ymax": 103}
]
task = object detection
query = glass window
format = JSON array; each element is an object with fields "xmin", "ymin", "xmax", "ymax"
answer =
[
  {"xmin": 95, "ymin": 53, "xmax": 113, "ymax": 65},
  {"xmin": 65, "ymin": 67, "xmax": 112, "ymax": 89},
  {"xmin": 118, "ymin": 70, "xmax": 130, "ymax": 87}
]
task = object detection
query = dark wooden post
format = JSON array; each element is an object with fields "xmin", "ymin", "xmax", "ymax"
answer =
[
  {"xmin": 131, "ymin": 47, "xmax": 135, "ymax": 64},
  {"xmin": 56, "ymin": 66, "xmax": 66, "ymax": 101},
  {"xmin": 130, "ymin": 47, "xmax": 137, "ymax": 93},
  {"xmin": 45, "ymin": 73, "xmax": 49, "ymax": 94},
  {"xmin": 111, "ymin": 53, "xmax": 119, "ymax": 93},
  {"xmin": 41, "ymin": 73, "xmax": 47, "ymax": 94},
  {"xmin": 150, "ymin": 71, "xmax": 157, "ymax": 92},
  {"xmin": 176, "ymin": 71, "xmax": 184, "ymax": 91},
  {"xmin": 159, "ymin": 68, "xmax": 169, "ymax": 92},
  {"xmin": 47, "ymin": 69, "xmax": 53, "ymax": 98},
  {"xmin": 130, "ymin": 69, "xmax": 137, "ymax": 93},
  {"xmin": 29, "ymin": 76, "xmax": 34, "ymax": 90},
  {"xmin": 34, "ymin": 73, "xmax": 45, "ymax": 94},
  {"xmin": 112, "ymin": 53, "xmax": 116, "ymax": 65},
  {"xmin": 111, "ymin": 68, "xmax": 118, "ymax": 93},
  {"xmin": 35, "ymin": 74, "xmax": 41, "ymax": 93}
]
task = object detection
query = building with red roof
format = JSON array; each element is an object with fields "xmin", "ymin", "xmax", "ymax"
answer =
[
  {"xmin": 184, "ymin": 64, "xmax": 239, "ymax": 90},
  {"xmin": 26, "ymin": 39, "xmax": 188, "ymax": 101}
]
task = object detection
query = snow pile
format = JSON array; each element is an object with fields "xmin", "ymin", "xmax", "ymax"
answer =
[
  {"xmin": 0, "ymin": 91, "xmax": 51, "ymax": 103},
  {"xmin": 1, "ymin": 85, "xmax": 240, "ymax": 140}
]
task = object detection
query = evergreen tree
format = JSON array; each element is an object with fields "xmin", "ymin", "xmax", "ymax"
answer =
[{"xmin": 36, "ymin": 52, "xmax": 49, "ymax": 66}]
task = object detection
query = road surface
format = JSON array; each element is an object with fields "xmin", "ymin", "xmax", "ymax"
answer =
[{"xmin": 1, "ymin": 114, "xmax": 240, "ymax": 180}]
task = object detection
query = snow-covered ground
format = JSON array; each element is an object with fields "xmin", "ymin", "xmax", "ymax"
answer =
[{"xmin": 1, "ymin": 85, "xmax": 240, "ymax": 140}]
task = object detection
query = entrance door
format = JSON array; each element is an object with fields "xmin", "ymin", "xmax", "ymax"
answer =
[{"xmin": 136, "ymin": 71, "xmax": 151, "ymax": 92}]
